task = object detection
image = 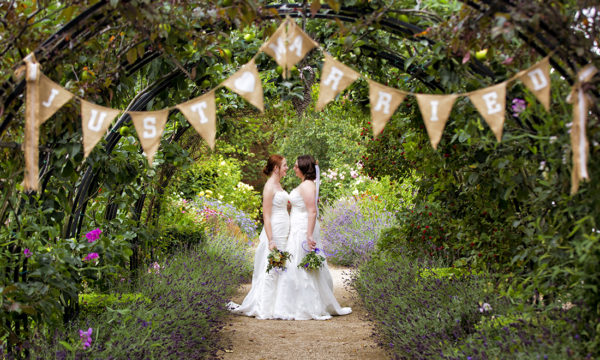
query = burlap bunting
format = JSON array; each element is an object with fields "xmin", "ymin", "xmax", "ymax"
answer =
[
  {"xmin": 518, "ymin": 57, "xmax": 551, "ymax": 111},
  {"xmin": 316, "ymin": 54, "xmax": 360, "ymax": 111},
  {"xmin": 368, "ymin": 81, "xmax": 406, "ymax": 137},
  {"xmin": 416, "ymin": 94, "xmax": 458, "ymax": 149},
  {"xmin": 81, "ymin": 100, "xmax": 121, "ymax": 158},
  {"xmin": 567, "ymin": 64, "xmax": 598, "ymax": 194},
  {"xmin": 469, "ymin": 82, "xmax": 507, "ymax": 142},
  {"xmin": 176, "ymin": 91, "xmax": 217, "ymax": 150},
  {"xmin": 130, "ymin": 110, "xmax": 169, "ymax": 165},
  {"xmin": 222, "ymin": 60, "xmax": 264, "ymax": 112}
]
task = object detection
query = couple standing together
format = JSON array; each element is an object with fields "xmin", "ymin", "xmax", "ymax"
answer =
[{"xmin": 228, "ymin": 155, "xmax": 352, "ymax": 320}]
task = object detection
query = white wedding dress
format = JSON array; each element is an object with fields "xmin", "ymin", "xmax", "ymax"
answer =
[
  {"xmin": 272, "ymin": 188, "xmax": 352, "ymax": 320},
  {"xmin": 228, "ymin": 190, "xmax": 290, "ymax": 319}
]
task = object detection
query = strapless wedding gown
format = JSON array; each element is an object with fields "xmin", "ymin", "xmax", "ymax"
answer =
[
  {"xmin": 228, "ymin": 190, "xmax": 290, "ymax": 319},
  {"xmin": 272, "ymin": 188, "xmax": 352, "ymax": 320}
]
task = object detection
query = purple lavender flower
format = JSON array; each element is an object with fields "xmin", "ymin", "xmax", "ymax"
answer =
[
  {"xmin": 23, "ymin": 248, "xmax": 32, "ymax": 258},
  {"xmin": 511, "ymin": 98, "xmax": 527, "ymax": 117}
]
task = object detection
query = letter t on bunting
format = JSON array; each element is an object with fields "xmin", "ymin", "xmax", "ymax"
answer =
[
  {"xmin": 468, "ymin": 82, "xmax": 507, "ymax": 142},
  {"xmin": 416, "ymin": 94, "xmax": 458, "ymax": 149},
  {"xmin": 81, "ymin": 100, "xmax": 121, "ymax": 158},
  {"xmin": 368, "ymin": 80, "xmax": 406, "ymax": 137},
  {"xmin": 316, "ymin": 54, "xmax": 360, "ymax": 111},
  {"xmin": 130, "ymin": 110, "xmax": 169, "ymax": 166},
  {"xmin": 176, "ymin": 91, "xmax": 216, "ymax": 150},
  {"xmin": 222, "ymin": 59, "xmax": 264, "ymax": 112}
]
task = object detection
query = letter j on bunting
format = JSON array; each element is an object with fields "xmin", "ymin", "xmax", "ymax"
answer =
[
  {"xmin": 316, "ymin": 54, "xmax": 360, "ymax": 111},
  {"xmin": 81, "ymin": 100, "xmax": 121, "ymax": 158},
  {"xmin": 176, "ymin": 91, "xmax": 216, "ymax": 150},
  {"xmin": 368, "ymin": 80, "xmax": 406, "ymax": 137},
  {"xmin": 130, "ymin": 110, "xmax": 169, "ymax": 166},
  {"xmin": 416, "ymin": 94, "xmax": 458, "ymax": 149},
  {"xmin": 222, "ymin": 59, "xmax": 264, "ymax": 112}
]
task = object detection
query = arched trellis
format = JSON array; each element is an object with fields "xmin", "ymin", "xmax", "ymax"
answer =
[{"xmin": 0, "ymin": 0, "xmax": 593, "ymax": 273}]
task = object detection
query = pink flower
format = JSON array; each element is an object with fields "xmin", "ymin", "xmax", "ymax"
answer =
[
  {"xmin": 85, "ymin": 228, "xmax": 102, "ymax": 243},
  {"xmin": 23, "ymin": 248, "xmax": 32, "ymax": 258},
  {"xmin": 83, "ymin": 252, "xmax": 99, "ymax": 261},
  {"xmin": 79, "ymin": 328, "xmax": 93, "ymax": 349}
]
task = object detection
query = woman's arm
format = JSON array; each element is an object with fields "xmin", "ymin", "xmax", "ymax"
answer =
[
  {"xmin": 262, "ymin": 185, "xmax": 277, "ymax": 250},
  {"xmin": 299, "ymin": 181, "xmax": 317, "ymax": 250}
]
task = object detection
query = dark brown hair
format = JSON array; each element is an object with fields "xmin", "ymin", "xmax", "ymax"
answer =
[
  {"xmin": 297, "ymin": 155, "xmax": 316, "ymax": 180},
  {"xmin": 263, "ymin": 154, "xmax": 284, "ymax": 176}
]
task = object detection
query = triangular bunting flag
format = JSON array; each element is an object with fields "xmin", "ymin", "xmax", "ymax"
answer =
[
  {"xmin": 518, "ymin": 57, "xmax": 551, "ymax": 111},
  {"xmin": 222, "ymin": 60, "xmax": 264, "ymax": 112},
  {"xmin": 468, "ymin": 82, "xmax": 507, "ymax": 142},
  {"xmin": 176, "ymin": 91, "xmax": 216, "ymax": 150},
  {"xmin": 368, "ymin": 80, "xmax": 406, "ymax": 136},
  {"xmin": 130, "ymin": 110, "xmax": 169, "ymax": 165},
  {"xmin": 23, "ymin": 54, "xmax": 42, "ymax": 191},
  {"xmin": 81, "ymin": 100, "xmax": 121, "ymax": 158},
  {"xmin": 38, "ymin": 74, "xmax": 74, "ymax": 125},
  {"xmin": 316, "ymin": 54, "xmax": 360, "ymax": 111},
  {"xmin": 416, "ymin": 94, "xmax": 458, "ymax": 149}
]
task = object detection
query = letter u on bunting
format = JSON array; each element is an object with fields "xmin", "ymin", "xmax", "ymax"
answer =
[
  {"xmin": 316, "ymin": 54, "xmax": 360, "ymax": 111},
  {"xmin": 130, "ymin": 110, "xmax": 169, "ymax": 166},
  {"xmin": 567, "ymin": 64, "xmax": 597, "ymax": 194},
  {"xmin": 368, "ymin": 80, "xmax": 406, "ymax": 136},
  {"xmin": 416, "ymin": 94, "xmax": 458, "ymax": 149},
  {"xmin": 176, "ymin": 91, "xmax": 216, "ymax": 150},
  {"xmin": 468, "ymin": 82, "xmax": 507, "ymax": 142},
  {"xmin": 261, "ymin": 18, "xmax": 317, "ymax": 78},
  {"xmin": 81, "ymin": 100, "xmax": 121, "ymax": 158},
  {"xmin": 222, "ymin": 59, "xmax": 264, "ymax": 112},
  {"xmin": 518, "ymin": 57, "xmax": 551, "ymax": 111}
]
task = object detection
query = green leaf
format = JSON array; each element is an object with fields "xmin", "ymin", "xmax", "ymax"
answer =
[
  {"xmin": 59, "ymin": 341, "xmax": 74, "ymax": 351},
  {"xmin": 126, "ymin": 48, "xmax": 137, "ymax": 65}
]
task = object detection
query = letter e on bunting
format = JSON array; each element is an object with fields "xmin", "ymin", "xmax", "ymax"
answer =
[
  {"xmin": 176, "ymin": 91, "xmax": 216, "ymax": 150},
  {"xmin": 316, "ymin": 54, "xmax": 360, "ymax": 111},
  {"xmin": 416, "ymin": 94, "xmax": 458, "ymax": 149},
  {"xmin": 368, "ymin": 80, "xmax": 406, "ymax": 137},
  {"xmin": 130, "ymin": 110, "xmax": 169, "ymax": 166},
  {"xmin": 81, "ymin": 100, "xmax": 121, "ymax": 158},
  {"xmin": 468, "ymin": 82, "xmax": 507, "ymax": 142},
  {"xmin": 222, "ymin": 60, "xmax": 264, "ymax": 112},
  {"xmin": 38, "ymin": 74, "xmax": 74, "ymax": 125},
  {"xmin": 519, "ymin": 57, "xmax": 551, "ymax": 111}
]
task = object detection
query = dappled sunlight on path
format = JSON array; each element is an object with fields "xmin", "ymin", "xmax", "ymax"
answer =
[{"xmin": 218, "ymin": 266, "xmax": 387, "ymax": 360}]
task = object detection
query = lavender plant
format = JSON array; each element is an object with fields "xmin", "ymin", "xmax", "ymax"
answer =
[{"xmin": 320, "ymin": 196, "xmax": 396, "ymax": 266}]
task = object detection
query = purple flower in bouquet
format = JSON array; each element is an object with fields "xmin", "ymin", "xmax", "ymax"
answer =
[
  {"xmin": 23, "ymin": 248, "xmax": 32, "ymax": 258},
  {"xmin": 79, "ymin": 328, "xmax": 93, "ymax": 349},
  {"xmin": 511, "ymin": 98, "xmax": 526, "ymax": 117},
  {"xmin": 83, "ymin": 252, "xmax": 99, "ymax": 262},
  {"xmin": 85, "ymin": 228, "xmax": 102, "ymax": 243}
]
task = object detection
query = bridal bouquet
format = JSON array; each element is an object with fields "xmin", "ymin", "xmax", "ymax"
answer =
[
  {"xmin": 266, "ymin": 249, "xmax": 292, "ymax": 273},
  {"xmin": 298, "ymin": 248, "xmax": 326, "ymax": 271}
]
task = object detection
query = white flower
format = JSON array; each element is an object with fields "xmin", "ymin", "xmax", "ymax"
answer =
[
  {"xmin": 352, "ymin": 189, "xmax": 359, "ymax": 196},
  {"xmin": 479, "ymin": 302, "xmax": 492, "ymax": 313},
  {"xmin": 350, "ymin": 170, "xmax": 358, "ymax": 178},
  {"xmin": 339, "ymin": 174, "xmax": 345, "ymax": 180}
]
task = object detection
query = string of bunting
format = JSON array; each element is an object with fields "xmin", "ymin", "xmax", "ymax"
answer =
[{"xmin": 20, "ymin": 17, "xmax": 597, "ymax": 194}]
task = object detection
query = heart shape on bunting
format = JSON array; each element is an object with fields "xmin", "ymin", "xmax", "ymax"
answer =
[
  {"xmin": 222, "ymin": 59, "xmax": 264, "ymax": 112},
  {"xmin": 233, "ymin": 72, "xmax": 256, "ymax": 93}
]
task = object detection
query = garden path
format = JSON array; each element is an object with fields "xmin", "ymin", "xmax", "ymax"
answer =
[{"xmin": 218, "ymin": 266, "xmax": 387, "ymax": 360}]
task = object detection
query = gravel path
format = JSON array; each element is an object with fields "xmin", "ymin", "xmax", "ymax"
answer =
[{"xmin": 218, "ymin": 266, "xmax": 388, "ymax": 360}]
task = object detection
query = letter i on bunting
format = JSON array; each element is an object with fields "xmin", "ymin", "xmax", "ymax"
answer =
[
  {"xmin": 368, "ymin": 80, "xmax": 406, "ymax": 137},
  {"xmin": 519, "ymin": 57, "xmax": 551, "ymax": 111},
  {"xmin": 222, "ymin": 59, "xmax": 264, "ymax": 112},
  {"xmin": 81, "ymin": 100, "xmax": 121, "ymax": 158},
  {"xmin": 176, "ymin": 91, "xmax": 216, "ymax": 150},
  {"xmin": 129, "ymin": 110, "xmax": 169, "ymax": 165},
  {"xmin": 316, "ymin": 54, "xmax": 360, "ymax": 111},
  {"xmin": 416, "ymin": 94, "xmax": 458, "ymax": 149},
  {"xmin": 468, "ymin": 82, "xmax": 507, "ymax": 142}
]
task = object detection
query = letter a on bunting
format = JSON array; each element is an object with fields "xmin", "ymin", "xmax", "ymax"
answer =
[
  {"xmin": 416, "ymin": 94, "xmax": 458, "ymax": 149},
  {"xmin": 222, "ymin": 60, "xmax": 264, "ymax": 112},
  {"xmin": 316, "ymin": 54, "xmax": 360, "ymax": 111},
  {"xmin": 130, "ymin": 110, "xmax": 169, "ymax": 166},
  {"xmin": 368, "ymin": 80, "xmax": 406, "ymax": 137},
  {"xmin": 176, "ymin": 91, "xmax": 216, "ymax": 150},
  {"xmin": 81, "ymin": 100, "xmax": 121, "ymax": 158},
  {"xmin": 468, "ymin": 82, "xmax": 507, "ymax": 142}
]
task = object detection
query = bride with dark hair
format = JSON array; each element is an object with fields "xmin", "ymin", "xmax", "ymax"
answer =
[{"xmin": 273, "ymin": 155, "xmax": 352, "ymax": 320}]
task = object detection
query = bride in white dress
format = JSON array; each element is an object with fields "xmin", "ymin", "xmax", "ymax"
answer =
[
  {"xmin": 273, "ymin": 155, "xmax": 352, "ymax": 320},
  {"xmin": 228, "ymin": 154, "xmax": 290, "ymax": 319}
]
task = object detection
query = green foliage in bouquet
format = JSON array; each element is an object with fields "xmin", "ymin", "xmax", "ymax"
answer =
[
  {"xmin": 297, "ymin": 249, "xmax": 326, "ymax": 271},
  {"xmin": 266, "ymin": 249, "xmax": 292, "ymax": 273}
]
